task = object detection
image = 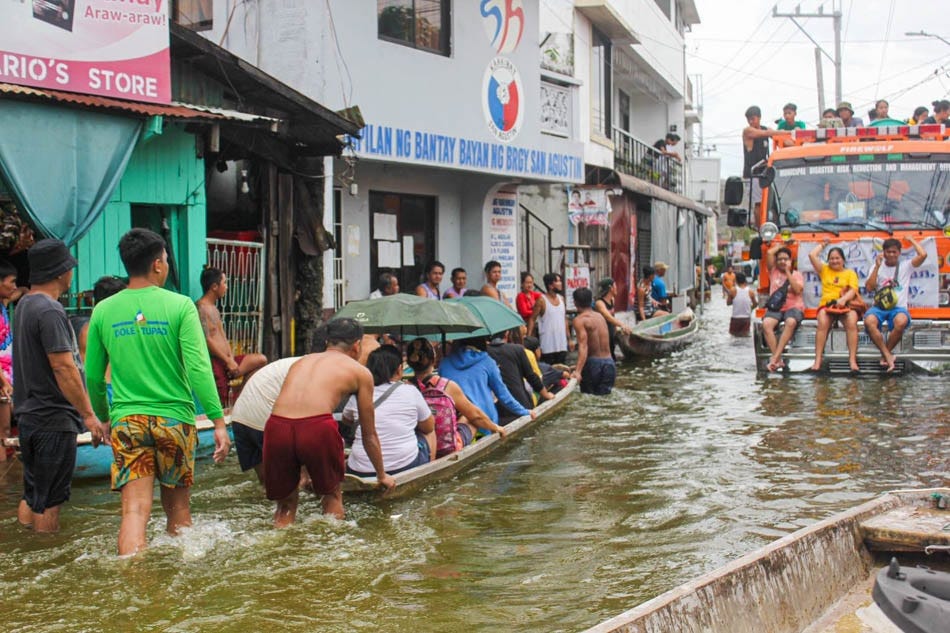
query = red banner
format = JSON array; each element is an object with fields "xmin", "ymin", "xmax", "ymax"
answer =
[{"xmin": 0, "ymin": 0, "xmax": 171, "ymax": 104}]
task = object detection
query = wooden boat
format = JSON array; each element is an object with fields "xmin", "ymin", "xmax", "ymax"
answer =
[
  {"xmin": 616, "ymin": 310, "xmax": 699, "ymax": 358},
  {"xmin": 342, "ymin": 379, "xmax": 577, "ymax": 499},
  {"xmin": 2, "ymin": 416, "xmax": 233, "ymax": 479},
  {"xmin": 586, "ymin": 487, "xmax": 950, "ymax": 633}
]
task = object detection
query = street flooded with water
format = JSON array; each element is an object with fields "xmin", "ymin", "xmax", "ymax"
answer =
[{"xmin": 0, "ymin": 295, "xmax": 947, "ymax": 632}]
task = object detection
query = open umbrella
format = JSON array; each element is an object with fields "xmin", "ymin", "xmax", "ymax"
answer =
[
  {"xmin": 330, "ymin": 294, "xmax": 483, "ymax": 337},
  {"xmin": 443, "ymin": 295, "xmax": 525, "ymax": 340}
]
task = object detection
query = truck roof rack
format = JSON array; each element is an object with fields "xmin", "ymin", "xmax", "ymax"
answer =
[{"xmin": 781, "ymin": 124, "xmax": 949, "ymax": 145}]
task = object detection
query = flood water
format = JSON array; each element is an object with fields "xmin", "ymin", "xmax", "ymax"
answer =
[{"xmin": 0, "ymin": 295, "xmax": 947, "ymax": 632}]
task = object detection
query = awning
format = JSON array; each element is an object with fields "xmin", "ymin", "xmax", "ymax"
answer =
[
  {"xmin": 575, "ymin": 0, "xmax": 639, "ymax": 45},
  {"xmin": 170, "ymin": 24, "xmax": 361, "ymax": 155},
  {"xmin": 614, "ymin": 171, "xmax": 713, "ymax": 216},
  {"xmin": 0, "ymin": 83, "xmax": 280, "ymax": 124}
]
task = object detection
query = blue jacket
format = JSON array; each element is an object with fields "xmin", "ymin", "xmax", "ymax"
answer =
[{"xmin": 439, "ymin": 347, "xmax": 530, "ymax": 425}]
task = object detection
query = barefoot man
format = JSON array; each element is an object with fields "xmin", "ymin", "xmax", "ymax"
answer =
[
  {"xmin": 264, "ymin": 318, "xmax": 395, "ymax": 527},
  {"xmin": 571, "ymin": 287, "xmax": 616, "ymax": 395},
  {"xmin": 196, "ymin": 267, "xmax": 267, "ymax": 407}
]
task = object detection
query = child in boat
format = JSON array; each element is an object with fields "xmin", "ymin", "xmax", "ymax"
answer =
[{"xmin": 523, "ymin": 336, "xmax": 570, "ymax": 394}]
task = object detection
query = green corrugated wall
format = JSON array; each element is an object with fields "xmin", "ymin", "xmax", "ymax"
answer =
[{"xmin": 71, "ymin": 122, "xmax": 207, "ymax": 300}]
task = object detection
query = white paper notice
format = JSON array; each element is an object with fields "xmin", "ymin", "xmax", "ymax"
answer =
[
  {"xmin": 402, "ymin": 236, "xmax": 415, "ymax": 266},
  {"xmin": 346, "ymin": 225, "xmax": 360, "ymax": 256},
  {"xmin": 373, "ymin": 213, "xmax": 398, "ymax": 241},
  {"xmin": 378, "ymin": 241, "xmax": 402, "ymax": 268}
]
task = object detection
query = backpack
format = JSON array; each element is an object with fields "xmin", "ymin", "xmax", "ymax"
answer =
[
  {"xmin": 416, "ymin": 376, "xmax": 463, "ymax": 458},
  {"xmin": 765, "ymin": 279, "xmax": 790, "ymax": 312}
]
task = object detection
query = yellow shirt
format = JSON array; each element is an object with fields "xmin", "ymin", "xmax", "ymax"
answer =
[{"xmin": 818, "ymin": 264, "xmax": 858, "ymax": 306}]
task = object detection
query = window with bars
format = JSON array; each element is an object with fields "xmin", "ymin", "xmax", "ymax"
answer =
[{"xmin": 378, "ymin": 0, "xmax": 451, "ymax": 56}]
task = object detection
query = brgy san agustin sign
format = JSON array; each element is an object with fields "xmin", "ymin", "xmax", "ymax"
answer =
[{"xmin": 0, "ymin": 0, "xmax": 171, "ymax": 104}]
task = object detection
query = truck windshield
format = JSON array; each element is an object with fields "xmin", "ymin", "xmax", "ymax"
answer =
[{"xmin": 769, "ymin": 156, "xmax": 950, "ymax": 230}]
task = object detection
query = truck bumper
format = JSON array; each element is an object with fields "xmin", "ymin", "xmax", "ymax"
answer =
[{"xmin": 753, "ymin": 319, "xmax": 950, "ymax": 374}]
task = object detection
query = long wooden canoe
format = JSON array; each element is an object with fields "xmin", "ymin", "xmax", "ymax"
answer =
[
  {"xmin": 586, "ymin": 487, "xmax": 950, "ymax": 633},
  {"xmin": 342, "ymin": 379, "xmax": 577, "ymax": 499},
  {"xmin": 616, "ymin": 311, "xmax": 699, "ymax": 358}
]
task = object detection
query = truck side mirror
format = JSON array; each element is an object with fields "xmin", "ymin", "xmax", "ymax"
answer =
[
  {"xmin": 723, "ymin": 176, "xmax": 744, "ymax": 205},
  {"xmin": 756, "ymin": 166, "xmax": 775, "ymax": 188},
  {"xmin": 749, "ymin": 237, "xmax": 763, "ymax": 260},
  {"xmin": 727, "ymin": 208, "xmax": 748, "ymax": 227}
]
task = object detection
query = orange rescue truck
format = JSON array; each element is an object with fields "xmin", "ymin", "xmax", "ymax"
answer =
[{"xmin": 724, "ymin": 123, "xmax": 950, "ymax": 374}]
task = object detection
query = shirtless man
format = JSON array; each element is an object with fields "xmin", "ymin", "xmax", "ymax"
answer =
[
  {"xmin": 264, "ymin": 318, "xmax": 395, "ymax": 526},
  {"xmin": 571, "ymin": 287, "xmax": 616, "ymax": 395},
  {"xmin": 196, "ymin": 267, "xmax": 267, "ymax": 406},
  {"xmin": 480, "ymin": 260, "xmax": 511, "ymax": 306}
]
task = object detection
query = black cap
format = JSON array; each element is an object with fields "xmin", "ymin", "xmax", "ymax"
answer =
[{"xmin": 28, "ymin": 238, "xmax": 77, "ymax": 284}]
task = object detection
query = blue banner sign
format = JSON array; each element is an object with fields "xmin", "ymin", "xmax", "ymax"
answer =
[{"xmin": 348, "ymin": 124, "xmax": 584, "ymax": 182}]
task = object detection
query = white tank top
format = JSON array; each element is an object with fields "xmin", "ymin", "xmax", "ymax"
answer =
[
  {"xmin": 537, "ymin": 294, "xmax": 568, "ymax": 353},
  {"xmin": 731, "ymin": 287, "xmax": 753, "ymax": 319}
]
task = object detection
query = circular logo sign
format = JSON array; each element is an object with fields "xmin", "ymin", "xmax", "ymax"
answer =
[
  {"xmin": 482, "ymin": 57, "xmax": 523, "ymax": 143},
  {"xmin": 480, "ymin": 0, "xmax": 525, "ymax": 53}
]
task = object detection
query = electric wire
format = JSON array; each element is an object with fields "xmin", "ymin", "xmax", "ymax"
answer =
[{"xmin": 872, "ymin": 0, "xmax": 896, "ymax": 97}]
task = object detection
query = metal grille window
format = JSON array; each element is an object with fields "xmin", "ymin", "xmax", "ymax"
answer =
[
  {"xmin": 332, "ymin": 189, "xmax": 345, "ymax": 308},
  {"xmin": 207, "ymin": 238, "xmax": 265, "ymax": 356},
  {"xmin": 378, "ymin": 0, "xmax": 451, "ymax": 55}
]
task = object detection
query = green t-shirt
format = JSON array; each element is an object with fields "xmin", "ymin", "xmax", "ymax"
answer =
[
  {"xmin": 777, "ymin": 120, "xmax": 806, "ymax": 130},
  {"xmin": 85, "ymin": 285, "xmax": 224, "ymax": 423}
]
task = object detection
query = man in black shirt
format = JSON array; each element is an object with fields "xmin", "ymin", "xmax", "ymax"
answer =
[
  {"xmin": 487, "ymin": 329, "xmax": 553, "ymax": 424},
  {"xmin": 742, "ymin": 105, "xmax": 782, "ymax": 204}
]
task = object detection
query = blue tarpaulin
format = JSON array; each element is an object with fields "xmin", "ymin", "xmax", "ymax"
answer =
[{"xmin": 0, "ymin": 100, "xmax": 141, "ymax": 246}]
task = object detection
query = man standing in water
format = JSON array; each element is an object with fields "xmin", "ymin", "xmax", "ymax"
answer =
[
  {"xmin": 197, "ymin": 267, "xmax": 267, "ymax": 407},
  {"xmin": 86, "ymin": 229, "xmax": 229, "ymax": 555},
  {"xmin": 264, "ymin": 318, "xmax": 395, "ymax": 526},
  {"xmin": 14, "ymin": 239, "xmax": 107, "ymax": 532},
  {"xmin": 571, "ymin": 287, "xmax": 615, "ymax": 395}
]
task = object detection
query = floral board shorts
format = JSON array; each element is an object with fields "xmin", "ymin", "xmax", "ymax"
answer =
[{"xmin": 111, "ymin": 415, "xmax": 197, "ymax": 491}]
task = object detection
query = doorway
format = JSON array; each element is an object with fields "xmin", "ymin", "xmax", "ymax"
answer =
[
  {"xmin": 131, "ymin": 204, "xmax": 184, "ymax": 292},
  {"xmin": 368, "ymin": 191, "xmax": 436, "ymax": 293}
]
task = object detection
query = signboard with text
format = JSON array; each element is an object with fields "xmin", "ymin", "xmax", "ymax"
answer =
[
  {"xmin": 564, "ymin": 263, "xmax": 590, "ymax": 312},
  {"xmin": 0, "ymin": 0, "xmax": 171, "ymax": 103},
  {"xmin": 488, "ymin": 190, "xmax": 519, "ymax": 302}
]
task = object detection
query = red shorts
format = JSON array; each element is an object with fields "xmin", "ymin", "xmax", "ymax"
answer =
[
  {"xmin": 263, "ymin": 413, "xmax": 343, "ymax": 500},
  {"xmin": 211, "ymin": 354, "xmax": 245, "ymax": 403}
]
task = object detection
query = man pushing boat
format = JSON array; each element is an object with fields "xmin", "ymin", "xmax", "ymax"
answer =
[{"xmin": 264, "ymin": 318, "xmax": 395, "ymax": 527}]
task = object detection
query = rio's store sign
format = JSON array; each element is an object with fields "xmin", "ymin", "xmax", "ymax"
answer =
[{"xmin": 0, "ymin": 0, "xmax": 170, "ymax": 104}]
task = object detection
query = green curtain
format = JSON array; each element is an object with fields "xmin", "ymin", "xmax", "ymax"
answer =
[{"xmin": 0, "ymin": 99, "xmax": 142, "ymax": 246}]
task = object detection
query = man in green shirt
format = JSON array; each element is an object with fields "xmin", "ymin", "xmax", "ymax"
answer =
[{"xmin": 86, "ymin": 228, "xmax": 230, "ymax": 556}]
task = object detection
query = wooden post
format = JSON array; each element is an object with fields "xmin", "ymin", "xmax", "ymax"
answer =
[
  {"xmin": 278, "ymin": 173, "xmax": 295, "ymax": 357},
  {"xmin": 263, "ymin": 162, "xmax": 279, "ymax": 360}
]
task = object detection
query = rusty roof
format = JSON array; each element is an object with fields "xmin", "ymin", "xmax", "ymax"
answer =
[{"xmin": 0, "ymin": 82, "xmax": 272, "ymax": 122}]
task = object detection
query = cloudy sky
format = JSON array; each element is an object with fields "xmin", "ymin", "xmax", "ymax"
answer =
[{"xmin": 686, "ymin": 0, "xmax": 950, "ymax": 176}]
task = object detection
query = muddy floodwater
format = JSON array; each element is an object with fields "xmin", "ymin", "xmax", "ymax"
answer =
[{"xmin": 0, "ymin": 295, "xmax": 946, "ymax": 632}]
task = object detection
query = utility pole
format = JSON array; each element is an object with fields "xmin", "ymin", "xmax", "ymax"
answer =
[
  {"xmin": 773, "ymin": 1, "xmax": 843, "ymax": 107},
  {"xmin": 815, "ymin": 48, "xmax": 825, "ymax": 114}
]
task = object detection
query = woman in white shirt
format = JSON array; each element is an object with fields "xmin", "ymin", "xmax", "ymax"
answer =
[{"xmin": 344, "ymin": 345, "xmax": 435, "ymax": 476}]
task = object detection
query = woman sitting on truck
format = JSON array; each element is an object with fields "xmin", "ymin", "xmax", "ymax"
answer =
[{"xmin": 808, "ymin": 239, "xmax": 861, "ymax": 374}]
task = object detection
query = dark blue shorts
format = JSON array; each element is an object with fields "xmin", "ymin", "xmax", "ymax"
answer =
[
  {"xmin": 347, "ymin": 431, "xmax": 431, "ymax": 477},
  {"xmin": 581, "ymin": 357, "xmax": 617, "ymax": 395},
  {"xmin": 232, "ymin": 421, "xmax": 264, "ymax": 472},
  {"xmin": 19, "ymin": 426, "xmax": 77, "ymax": 514}
]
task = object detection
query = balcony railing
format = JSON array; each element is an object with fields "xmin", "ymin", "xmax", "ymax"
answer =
[{"xmin": 613, "ymin": 128, "xmax": 683, "ymax": 194}]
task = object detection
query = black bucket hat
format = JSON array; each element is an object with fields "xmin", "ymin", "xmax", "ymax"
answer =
[{"xmin": 29, "ymin": 238, "xmax": 77, "ymax": 284}]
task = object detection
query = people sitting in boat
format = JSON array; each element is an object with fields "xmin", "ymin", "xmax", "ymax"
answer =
[
  {"xmin": 344, "ymin": 345, "xmax": 435, "ymax": 479},
  {"xmin": 523, "ymin": 336, "xmax": 570, "ymax": 394},
  {"xmin": 488, "ymin": 328, "xmax": 553, "ymax": 424},
  {"xmin": 637, "ymin": 266, "xmax": 669, "ymax": 322},
  {"xmin": 808, "ymin": 239, "xmax": 861, "ymax": 374},
  {"xmin": 571, "ymin": 288, "xmax": 616, "ymax": 396},
  {"xmin": 594, "ymin": 277, "xmax": 631, "ymax": 362},
  {"xmin": 439, "ymin": 335, "xmax": 534, "ymax": 428},
  {"xmin": 442, "ymin": 267, "xmax": 468, "ymax": 299},
  {"xmin": 415, "ymin": 260, "xmax": 444, "ymax": 300},
  {"xmin": 762, "ymin": 241, "xmax": 805, "ymax": 372},
  {"xmin": 651, "ymin": 262, "xmax": 673, "ymax": 313},
  {"xmin": 516, "ymin": 272, "xmax": 542, "ymax": 324},
  {"xmin": 863, "ymin": 237, "xmax": 927, "ymax": 373},
  {"xmin": 727, "ymin": 272, "xmax": 756, "ymax": 337},
  {"xmin": 406, "ymin": 337, "xmax": 506, "ymax": 457}
]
